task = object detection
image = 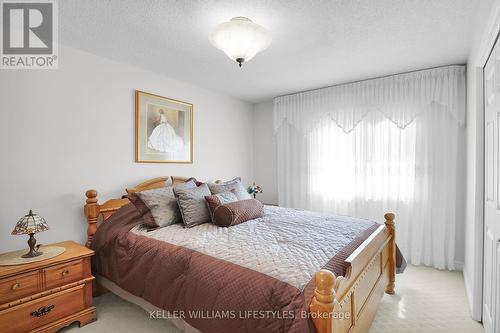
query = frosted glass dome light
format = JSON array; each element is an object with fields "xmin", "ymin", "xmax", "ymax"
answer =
[{"xmin": 209, "ymin": 17, "xmax": 271, "ymax": 67}]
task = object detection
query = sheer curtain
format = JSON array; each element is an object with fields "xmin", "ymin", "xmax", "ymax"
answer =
[{"xmin": 274, "ymin": 66, "xmax": 466, "ymax": 270}]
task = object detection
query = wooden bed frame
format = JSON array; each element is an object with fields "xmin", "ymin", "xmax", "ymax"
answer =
[{"xmin": 84, "ymin": 176, "xmax": 396, "ymax": 333}]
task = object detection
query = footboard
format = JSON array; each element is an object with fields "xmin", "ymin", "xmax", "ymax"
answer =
[{"xmin": 310, "ymin": 213, "xmax": 396, "ymax": 333}]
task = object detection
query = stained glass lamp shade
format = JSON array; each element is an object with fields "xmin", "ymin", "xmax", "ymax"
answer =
[{"xmin": 12, "ymin": 210, "xmax": 49, "ymax": 258}]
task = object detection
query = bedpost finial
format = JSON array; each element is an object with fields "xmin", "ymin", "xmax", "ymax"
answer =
[
  {"xmin": 311, "ymin": 269, "xmax": 336, "ymax": 333},
  {"xmin": 85, "ymin": 190, "xmax": 98, "ymax": 204},
  {"xmin": 384, "ymin": 213, "xmax": 395, "ymax": 225},
  {"xmin": 314, "ymin": 269, "xmax": 336, "ymax": 302},
  {"xmin": 315, "ymin": 269, "xmax": 335, "ymax": 289},
  {"xmin": 86, "ymin": 189, "xmax": 97, "ymax": 198}
]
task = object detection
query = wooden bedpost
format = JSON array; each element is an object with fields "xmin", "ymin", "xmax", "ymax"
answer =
[
  {"xmin": 84, "ymin": 190, "xmax": 100, "ymax": 248},
  {"xmin": 310, "ymin": 269, "xmax": 336, "ymax": 333},
  {"xmin": 384, "ymin": 213, "xmax": 396, "ymax": 295}
]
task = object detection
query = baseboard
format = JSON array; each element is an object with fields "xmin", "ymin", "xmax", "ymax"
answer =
[{"xmin": 454, "ymin": 260, "xmax": 464, "ymax": 271}]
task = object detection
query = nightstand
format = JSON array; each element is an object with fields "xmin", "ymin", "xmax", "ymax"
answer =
[{"xmin": 0, "ymin": 241, "xmax": 96, "ymax": 333}]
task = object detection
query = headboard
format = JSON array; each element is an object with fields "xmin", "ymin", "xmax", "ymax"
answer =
[{"xmin": 83, "ymin": 176, "xmax": 190, "ymax": 247}]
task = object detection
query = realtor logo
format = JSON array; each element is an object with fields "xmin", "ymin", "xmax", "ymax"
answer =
[{"xmin": 1, "ymin": 0, "xmax": 58, "ymax": 69}]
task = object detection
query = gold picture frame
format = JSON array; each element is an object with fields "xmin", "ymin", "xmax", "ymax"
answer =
[{"xmin": 135, "ymin": 90, "xmax": 193, "ymax": 163}]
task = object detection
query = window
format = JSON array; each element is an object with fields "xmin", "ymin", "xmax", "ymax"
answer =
[{"xmin": 309, "ymin": 113, "xmax": 416, "ymax": 204}]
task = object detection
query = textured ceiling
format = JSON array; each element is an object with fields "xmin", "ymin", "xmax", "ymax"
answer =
[{"xmin": 60, "ymin": 0, "xmax": 478, "ymax": 102}]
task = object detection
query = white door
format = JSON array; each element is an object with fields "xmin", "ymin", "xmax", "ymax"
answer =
[{"xmin": 484, "ymin": 37, "xmax": 500, "ymax": 333}]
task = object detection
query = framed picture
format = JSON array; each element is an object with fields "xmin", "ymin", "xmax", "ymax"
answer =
[{"xmin": 135, "ymin": 90, "xmax": 193, "ymax": 163}]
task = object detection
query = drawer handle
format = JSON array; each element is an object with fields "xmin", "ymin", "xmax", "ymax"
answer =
[
  {"xmin": 11, "ymin": 283, "xmax": 21, "ymax": 290},
  {"xmin": 61, "ymin": 269, "xmax": 69, "ymax": 277},
  {"xmin": 30, "ymin": 304, "xmax": 54, "ymax": 317}
]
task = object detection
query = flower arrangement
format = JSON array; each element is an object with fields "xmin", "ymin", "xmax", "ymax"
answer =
[{"xmin": 247, "ymin": 183, "xmax": 263, "ymax": 199}]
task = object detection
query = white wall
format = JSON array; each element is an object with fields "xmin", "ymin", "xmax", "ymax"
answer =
[
  {"xmin": 253, "ymin": 101, "xmax": 278, "ymax": 205},
  {"xmin": 464, "ymin": 0, "xmax": 498, "ymax": 321},
  {"xmin": 0, "ymin": 45, "xmax": 254, "ymax": 253}
]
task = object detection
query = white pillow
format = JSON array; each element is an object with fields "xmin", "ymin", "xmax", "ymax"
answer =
[{"xmin": 207, "ymin": 177, "xmax": 251, "ymax": 200}]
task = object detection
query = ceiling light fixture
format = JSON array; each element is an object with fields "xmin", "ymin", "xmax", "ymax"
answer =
[{"xmin": 209, "ymin": 17, "xmax": 271, "ymax": 68}]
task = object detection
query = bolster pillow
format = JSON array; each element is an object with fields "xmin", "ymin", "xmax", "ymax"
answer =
[{"xmin": 213, "ymin": 199, "xmax": 264, "ymax": 227}]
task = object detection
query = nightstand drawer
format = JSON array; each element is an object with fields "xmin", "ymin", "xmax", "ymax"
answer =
[
  {"xmin": 44, "ymin": 259, "xmax": 84, "ymax": 290},
  {"xmin": 0, "ymin": 271, "xmax": 39, "ymax": 304},
  {"xmin": 0, "ymin": 283, "xmax": 87, "ymax": 333}
]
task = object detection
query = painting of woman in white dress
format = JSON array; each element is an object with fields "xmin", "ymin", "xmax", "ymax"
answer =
[
  {"xmin": 147, "ymin": 109, "xmax": 184, "ymax": 153},
  {"xmin": 136, "ymin": 91, "xmax": 193, "ymax": 163}
]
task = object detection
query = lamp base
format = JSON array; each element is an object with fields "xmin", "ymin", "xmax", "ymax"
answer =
[
  {"xmin": 22, "ymin": 250, "xmax": 43, "ymax": 258},
  {"xmin": 22, "ymin": 233, "xmax": 43, "ymax": 258}
]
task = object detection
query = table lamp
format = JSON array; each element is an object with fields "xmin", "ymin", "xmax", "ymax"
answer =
[{"xmin": 12, "ymin": 210, "xmax": 49, "ymax": 258}]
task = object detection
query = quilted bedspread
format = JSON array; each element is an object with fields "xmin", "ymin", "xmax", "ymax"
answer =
[{"xmin": 92, "ymin": 203, "xmax": 397, "ymax": 333}]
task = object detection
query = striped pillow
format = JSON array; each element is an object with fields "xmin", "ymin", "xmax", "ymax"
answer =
[{"xmin": 213, "ymin": 199, "xmax": 264, "ymax": 227}]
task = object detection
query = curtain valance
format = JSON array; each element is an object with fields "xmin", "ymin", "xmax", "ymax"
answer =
[{"xmin": 273, "ymin": 65, "xmax": 466, "ymax": 135}]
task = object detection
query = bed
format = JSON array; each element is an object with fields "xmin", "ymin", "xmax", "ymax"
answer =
[{"xmin": 84, "ymin": 176, "xmax": 400, "ymax": 333}]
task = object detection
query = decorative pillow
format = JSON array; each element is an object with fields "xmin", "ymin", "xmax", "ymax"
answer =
[
  {"xmin": 208, "ymin": 177, "xmax": 251, "ymax": 200},
  {"xmin": 174, "ymin": 183, "xmax": 212, "ymax": 227},
  {"xmin": 204, "ymin": 191, "xmax": 239, "ymax": 222},
  {"xmin": 173, "ymin": 178, "xmax": 197, "ymax": 192},
  {"xmin": 213, "ymin": 199, "xmax": 264, "ymax": 227},
  {"xmin": 127, "ymin": 193, "xmax": 157, "ymax": 228},
  {"xmin": 171, "ymin": 176, "xmax": 199, "ymax": 186},
  {"xmin": 127, "ymin": 192, "xmax": 149, "ymax": 215},
  {"xmin": 135, "ymin": 186, "xmax": 182, "ymax": 227}
]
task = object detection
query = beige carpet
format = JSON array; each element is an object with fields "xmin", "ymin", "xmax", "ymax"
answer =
[
  {"xmin": 61, "ymin": 265, "xmax": 483, "ymax": 333},
  {"xmin": 370, "ymin": 265, "xmax": 483, "ymax": 333}
]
